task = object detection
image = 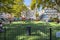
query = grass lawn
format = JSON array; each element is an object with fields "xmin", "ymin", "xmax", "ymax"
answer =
[{"xmin": 0, "ymin": 21, "xmax": 60, "ymax": 40}]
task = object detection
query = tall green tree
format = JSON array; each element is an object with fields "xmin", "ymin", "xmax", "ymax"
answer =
[
  {"xmin": 12, "ymin": 0, "xmax": 28, "ymax": 17},
  {"xmin": 56, "ymin": 0, "xmax": 60, "ymax": 6},
  {"xmin": 30, "ymin": 0, "xmax": 56, "ymax": 10},
  {"xmin": 0, "ymin": 0, "xmax": 28, "ymax": 17},
  {"xmin": 0, "ymin": 0, "xmax": 14, "ymax": 12},
  {"xmin": 55, "ymin": 0, "xmax": 60, "ymax": 12}
]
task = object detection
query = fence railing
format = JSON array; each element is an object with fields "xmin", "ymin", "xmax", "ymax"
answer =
[{"xmin": 0, "ymin": 27, "xmax": 60, "ymax": 40}]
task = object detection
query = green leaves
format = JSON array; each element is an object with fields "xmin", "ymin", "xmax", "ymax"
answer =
[
  {"xmin": 56, "ymin": 0, "xmax": 60, "ymax": 6},
  {"xmin": 0, "ymin": 0, "xmax": 13, "ymax": 12},
  {"xmin": 30, "ymin": 0, "xmax": 44, "ymax": 10},
  {"xmin": 30, "ymin": 0, "xmax": 56, "ymax": 10},
  {"xmin": 0, "ymin": 0, "xmax": 28, "ymax": 17},
  {"xmin": 30, "ymin": 0, "xmax": 36, "ymax": 10}
]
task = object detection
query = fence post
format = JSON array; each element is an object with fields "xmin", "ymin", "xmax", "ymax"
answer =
[
  {"xmin": 50, "ymin": 28, "xmax": 52, "ymax": 40},
  {"xmin": 27, "ymin": 26, "xmax": 31, "ymax": 35},
  {"xmin": 4, "ymin": 28, "xmax": 6, "ymax": 40}
]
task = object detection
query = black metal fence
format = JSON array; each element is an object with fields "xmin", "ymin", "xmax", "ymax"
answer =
[{"xmin": 0, "ymin": 27, "xmax": 60, "ymax": 40}]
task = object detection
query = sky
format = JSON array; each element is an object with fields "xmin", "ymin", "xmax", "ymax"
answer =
[{"xmin": 24, "ymin": 0, "xmax": 31, "ymax": 6}]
